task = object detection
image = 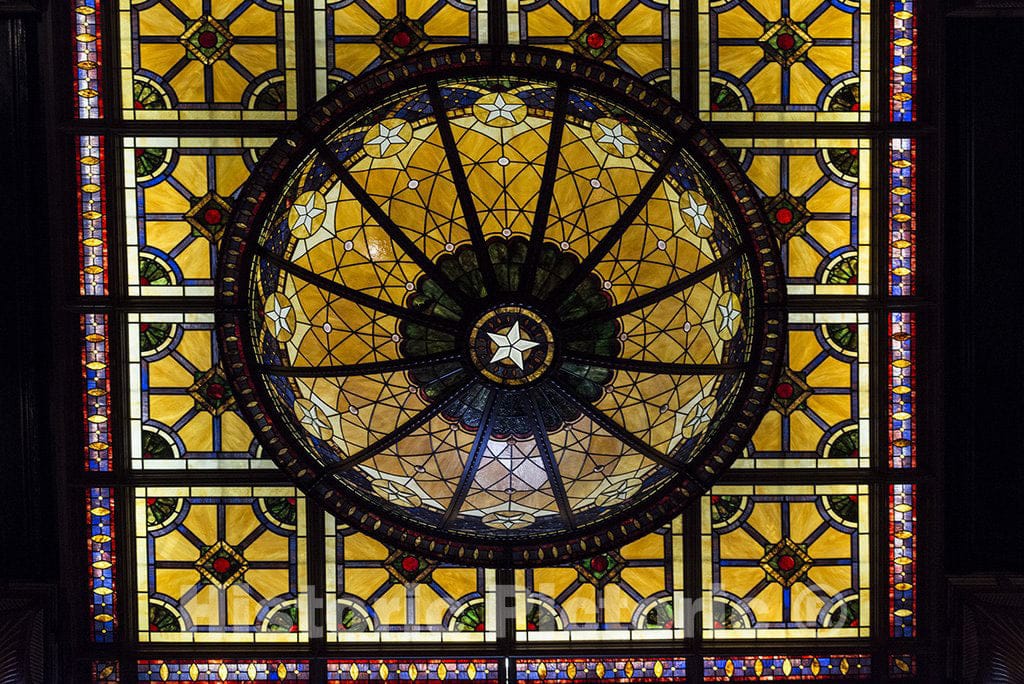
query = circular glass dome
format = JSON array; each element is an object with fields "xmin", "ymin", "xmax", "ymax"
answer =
[{"xmin": 217, "ymin": 47, "xmax": 785, "ymax": 566}]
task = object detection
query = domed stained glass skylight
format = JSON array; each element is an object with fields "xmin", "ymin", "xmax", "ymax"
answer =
[{"xmin": 217, "ymin": 48, "xmax": 785, "ymax": 566}]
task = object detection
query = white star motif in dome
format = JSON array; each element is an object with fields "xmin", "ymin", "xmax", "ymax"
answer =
[
  {"xmin": 366, "ymin": 122, "xmax": 407, "ymax": 155},
  {"xmin": 487, "ymin": 321, "xmax": 540, "ymax": 370},
  {"xmin": 595, "ymin": 122, "xmax": 634, "ymax": 155},
  {"xmin": 297, "ymin": 403, "xmax": 330, "ymax": 433},
  {"xmin": 682, "ymin": 401, "xmax": 713, "ymax": 431},
  {"xmin": 606, "ymin": 482, "xmax": 632, "ymax": 501},
  {"xmin": 479, "ymin": 94, "xmax": 522, "ymax": 123},
  {"xmin": 717, "ymin": 298, "xmax": 741, "ymax": 334},
  {"xmin": 291, "ymin": 193, "xmax": 324, "ymax": 235},
  {"xmin": 681, "ymin": 195, "xmax": 713, "ymax": 234},
  {"xmin": 265, "ymin": 299, "xmax": 292, "ymax": 336}
]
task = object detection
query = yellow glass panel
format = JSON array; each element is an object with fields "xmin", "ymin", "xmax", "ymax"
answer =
[
  {"xmin": 348, "ymin": 124, "xmax": 472, "ymax": 264},
  {"xmin": 725, "ymin": 138, "xmax": 871, "ymax": 296},
  {"xmin": 124, "ymin": 137, "xmax": 272, "ymax": 297},
  {"xmin": 740, "ymin": 312, "xmax": 870, "ymax": 469},
  {"xmin": 514, "ymin": 519, "xmax": 683, "ymax": 641},
  {"xmin": 313, "ymin": 0, "xmax": 485, "ymax": 97},
  {"xmin": 325, "ymin": 517, "xmax": 498, "ymax": 642},
  {"xmin": 120, "ymin": 0, "xmax": 296, "ymax": 119},
  {"xmin": 699, "ymin": 0, "xmax": 871, "ymax": 121},
  {"xmin": 701, "ymin": 485, "xmax": 870, "ymax": 640},
  {"xmin": 136, "ymin": 487, "xmax": 308, "ymax": 641},
  {"xmin": 510, "ymin": 0, "xmax": 681, "ymax": 99},
  {"xmin": 127, "ymin": 313, "xmax": 267, "ymax": 470}
]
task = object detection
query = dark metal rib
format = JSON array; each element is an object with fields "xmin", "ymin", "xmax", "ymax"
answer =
[
  {"xmin": 306, "ymin": 134, "xmax": 472, "ymax": 308},
  {"xmin": 259, "ymin": 351, "xmax": 461, "ymax": 378},
  {"xmin": 318, "ymin": 378, "xmax": 472, "ymax": 476},
  {"xmin": 256, "ymin": 246, "xmax": 460, "ymax": 334},
  {"xmin": 546, "ymin": 137, "xmax": 687, "ymax": 304},
  {"xmin": 528, "ymin": 393, "xmax": 576, "ymax": 530},
  {"xmin": 520, "ymin": 80, "xmax": 570, "ymax": 294},
  {"xmin": 561, "ymin": 354, "xmax": 751, "ymax": 376},
  {"xmin": 548, "ymin": 377, "xmax": 684, "ymax": 473},
  {"xmin": 440, "ymin": 388, "xmax": 498, "ymax": 527},
  {"xmin": 427, "ymin": 82, "xmax": 500, "ymax": 295},
  {"xmin": 562, "ymin": 249, "xmax": 743, "ymax": 329}
]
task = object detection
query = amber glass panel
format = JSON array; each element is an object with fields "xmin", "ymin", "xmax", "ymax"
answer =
[{"xmin": 135, "ymin": 487, "xmax": 308, "ymax": 642}]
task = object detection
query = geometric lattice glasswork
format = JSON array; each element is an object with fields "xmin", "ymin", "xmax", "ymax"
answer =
[
  {"xmin": 128, "ymin": 313, "xmax": 266, "ymax": 469},
  {"xmin": 64, "ymin": 0, "xmax": 932, "ymax": 673},
  {"xmin": 327, "ymin": 660, "xmax": 501, "ymax": 682},
  {"xmin": 518, "ymin": 659, "xmax": 687, "ymax": 682},
  {"xmin": 137, "ymin": 661, "xmax": 310, "ymax": 681},
  {"xmin": 739, "ymin": 313, "xmax": 870, "ymax": 469},
  {"xmin": 313, "ymin": 0, "xmax": 485, "ymax": 97},
  {"xmin": 217, "ymin": 48, "xmax": 786, "ymax": 566},
  {"xmin": 509, "ymin": 0, "xmax": 682, "ymax": 99},
  {"xmin": 704, "ymin": 655, "xmax": 871, "ymax": 680}
]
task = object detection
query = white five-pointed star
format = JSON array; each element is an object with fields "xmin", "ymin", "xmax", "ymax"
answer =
[
  {"xmin": 291, "ymin": 194, "xmax": 324, "ymax": 234},
  {"xmin": 265, "ymin": 299, "xmax": 293, "ymax": 335},
  {"xmin": 479, "ymin": 93, "xmax": 522, "ymax": 123},
  {"xmin": 682, "ymin": 401, "xmax": 713, "ymax": 430},
  {"xmin": 595, "ymin": 122, "xmax": 634, "ymax": 155},
  {"xmin": 681, "ymin": 195, "xmax": 713, "ymax": 233},
  {"xmin": 297, "ymin": 403, "xmax": 330, "ymax": 433},
  {"xmin": 487, "ymin": 321, "xmax": 540, "ymax": 370},
  {"xmin": 717, "ymin": 299, "xmax": 741, "ymax": 333},
  {"xmin": 366, "ymin": 122, "xmax": 407, "ymax": 155}
]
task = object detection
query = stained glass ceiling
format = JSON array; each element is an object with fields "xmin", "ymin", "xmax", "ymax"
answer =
[{"xmin": 218, "ymin": 47, "xmax": 786, "ymax": 565}]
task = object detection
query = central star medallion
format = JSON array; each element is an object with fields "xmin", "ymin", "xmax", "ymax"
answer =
[
  {"xmin": 469, "ymin": 306, "xmax": 555, "ymax": 386},
  {"xmin": 487, "ymin": 321, "xmax": 541, "ymax": 370}
]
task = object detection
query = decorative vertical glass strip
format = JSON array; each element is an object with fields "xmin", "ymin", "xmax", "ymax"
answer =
[
  {"xmin": 889, "ymin": 312, "xmax": 915, "ymax": 469},
  {"xmin": 328, "ymin": 661, "xmax": 500, "ymax": 682},
  {"xmin": 138, "ymin": 661, "xmax": 310, "ymax": 681},
  {"xmin": 88, "ymin": 488, "xmax": 116, "ymax": 642},
  {"xmin": 890, "ymin": 484, "xmax": 916, "ymax": 637},
  {"xmin": 74, "ymin": 0, "xmax": 103, "ymax": 118},
  {"xmin": 93, "ymin": 661, "xmax": 119, "ymax": 682},
  {"xmin": 78, "ymin": 136, "xmax": 108, "ymax": 296},
  {"xmin": 517, "ymin": 659, "xmax": 685, "ymax": 683},
  {"xmin": 83, "ymin": 313, "xmax": 112, "ymax": 471},
  {"xmin": 890, "ymin": 1, "xmax": 916, "ymax": 122},
  {"xmin": 703, "ymin": 655, "xmax": 872, "ymax": 680},
  {"xmin": 889, "ymin": 139, "xmax": 916, "ymax": 296}
]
